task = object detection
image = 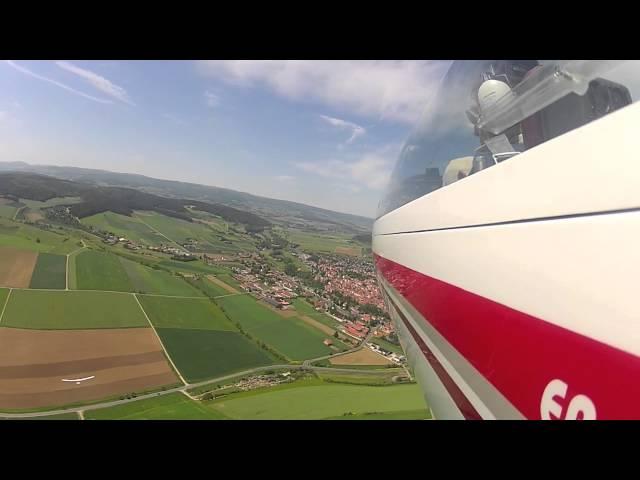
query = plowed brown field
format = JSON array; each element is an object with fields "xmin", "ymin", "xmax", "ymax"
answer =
[
  {"xmin": 0, "ymin": 247, "xmax": 38, "ymax": 288},
  {"xmin": 0, "ymin": 327, "xmax": 179, "ymax": 409}
]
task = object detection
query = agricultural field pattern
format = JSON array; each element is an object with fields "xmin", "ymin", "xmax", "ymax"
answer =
[{"xmin": 0, "ymin": 179, "xmax": 424, "ymax": 420}]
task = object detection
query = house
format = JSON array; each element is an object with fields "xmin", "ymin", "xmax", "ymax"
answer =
[{"xmin": 323, "ymin": 339, "xmax": 333, "ymax": 346}]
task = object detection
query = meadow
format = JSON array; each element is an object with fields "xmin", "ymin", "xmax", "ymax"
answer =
[{"xmin": 1, "ymin": 290, "xmax": 148, "ymax": 329}]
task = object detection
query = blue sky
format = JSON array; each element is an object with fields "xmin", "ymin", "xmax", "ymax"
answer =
[{"xmin": 0, "ymin": 60, "xmax": 451, "ymax": 217}]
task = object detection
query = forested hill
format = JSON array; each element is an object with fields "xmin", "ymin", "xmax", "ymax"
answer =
[{"xmin": 0, "ymin": 172, "xmax": 270, "ymax": 229}]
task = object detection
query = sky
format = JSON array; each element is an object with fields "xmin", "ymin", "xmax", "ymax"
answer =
[{"xmin": 0, "ymin": 60, "xmax": 452, "ymax": 218}]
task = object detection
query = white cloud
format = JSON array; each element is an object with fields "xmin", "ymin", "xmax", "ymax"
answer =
[
  {"xmin": 294, "ymin": 145, "xmax": 398, "ymax": 190},
  {"xmin": 274, "ymin": 175, "xmax": 294, "ymax": 181},
  {"xmin": 204, "ymin": 90, "xmax": 219, "ymax": 108},
  {"xmin": 319, "ymin": 114, "xmax": 365, "ymax": 143},
  {"xmin": 56, "ymin": 61, "xmax": 134, "ymax": 106},
  {"xmin": 0, "ymin": 111, "xmax": 6, "ymax": 121},
  {"xmin": 196, "ymin": 60, "xmax": 450, "ymax": 125},
  {"xmin": 5, "ymin": 61, "xmax": 112, "ymax": 104}
]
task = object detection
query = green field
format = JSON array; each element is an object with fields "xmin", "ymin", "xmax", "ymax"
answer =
[
  {"xmin": 287, "ymin": 229, "xmax": 360, "ymax": 255},
  {"xmin": 75, "ymin": 250, "xmax": 132, "ymax": 292},
  {"xmin": 120, "ymin": 258, "xmax": 203, "ymax": 296},
  {"xmin": 82, "ymin": 211, "xmax": 163, "ymax": 246},
  {"xmin": 86, "ymin": 393, "xmax": 229, "ymax": 420},
  {"xmin": 29, "ymin": 253, "xmax": 66, "ymax": 289},
  {"xmin": 206, "ymin": 377, "xmax": 428, "ymax": 419},
  {"xmin": 317, "ymin": 370, "xmax": 404, "ymax": 386},
  {"xmin": 137, "ymin": 296, "xmax": 234, "ymax": 331},
  {"xmin": 0, "ymin": 219, "xmax": 81, "ymax": 255},
  {"xmin": 67, "ymin": 249, "xmax": 80, "ymax": 290},
  {"xmin": 1, "ymin": 290, "xmax": 148, "ymax": 329},
  {"xmin": 155, "ymin": 328, "xmax": 275, "ymax": 382},
  {"xmin": 0, "ymin": 288, "xmax": 9, "ymax": 312},
  {"xmin": 217, "ymin": 295, "xmax": 338, "ymax": 360}
]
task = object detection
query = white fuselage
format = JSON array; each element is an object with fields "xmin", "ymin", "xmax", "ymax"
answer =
[{"xmin": 373, "ymin": 100, "xmax": 640, "ymax": 419}]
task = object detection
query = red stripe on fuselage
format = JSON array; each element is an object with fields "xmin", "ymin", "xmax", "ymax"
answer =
[
  {"xmin": 384, "ymin": 292, "xmax": 482, "ymax": 419},
  {"xmin": 375, "ymin": 253, "xmax": 640, "ymax": 419}
]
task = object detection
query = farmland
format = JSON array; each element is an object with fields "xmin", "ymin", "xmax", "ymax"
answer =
[
  {"xmin": 82, "ymin": 211, "xmax": 162, "ymax": 246},
  {"xmin": 1, "ymin": 290, "xmax": 148, "ymax": 329},
  {"xmin": 190, "ymin": 277, "xmax": 233, "ymax": 297},
  {"xmin": 74, "ymin": 250, "xmax": 132, "ymax": 292},
  {"xmin": 205, "ymin": 377, "xmax": 427, "ymax": 420},
  {"xmin": 138, "ymin": 295, "xmax": 275, "ymax": 382},
  {"xmin": 329, "ymin": 348, "xmax": 394, "ymax": 366},
  {"xmin": 206, "ymin": 275, "xmax": 238, "ymax": 294},
  {"xmin": 0, "ymin": 327, "xmax": 178, "ymax": 410},
  {"xmin": 29, "ymin": 253, "xmax": 66, "ymax": 289},
  {"xmin": 0, "ymin": 246, "xmax": 38, "ymax": 288},
  {"xmin": 86, "ymin": 392, "xmax": 228, "ymax": 420},
  {"xmin": 217, "ymin": 294, "xmax": 341, "ymax": 360},
  {"xmin": 287, "ymin": 229, "xmax": 363, "ymax": 256},
  {"xmin": 0, "ymin": 218, "xmax": 81, "ymax": 255},
  {"xmin": 137, "ymin": 296, "xmax": 234, "ymax": 331},
  {"xmin": 154, "ymin": 328, "xmax": 274, "ymax": 382},
  {"xmin": 119, "ymin": 258, "xmax": 203, "ymax": 297}
]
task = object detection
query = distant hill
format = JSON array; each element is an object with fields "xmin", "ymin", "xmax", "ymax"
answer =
[
  {"xmin": 0, "ymin": 162, "xmax": 373, "ymax": 233},
  {"xmin": 0, "ymin": 172, "xmax": 270, "ymax": 229}
]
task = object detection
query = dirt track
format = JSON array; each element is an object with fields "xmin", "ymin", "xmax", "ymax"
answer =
[
  {"xmin": 0, "ymin": 247, "xmax": 38, "ymax": 288},
  {"xmin": 0, "ymin": 328, "xmax": 179, "ymax": 409}
]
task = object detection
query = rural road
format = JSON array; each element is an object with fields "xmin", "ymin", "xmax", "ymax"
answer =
[{"xmin": 0, "ymin": 363, "xmax": 403, "ymax": 419}]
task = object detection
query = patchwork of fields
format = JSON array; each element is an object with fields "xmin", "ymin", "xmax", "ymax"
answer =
[
  {"xmin": 138, "ymin": 295, "xmax": 275, "ymax": 382},
  {"xmin": 0, "ymin": 209, "xmax": 402, "ymax": 417}
]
